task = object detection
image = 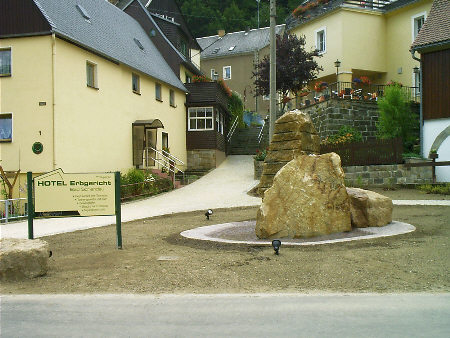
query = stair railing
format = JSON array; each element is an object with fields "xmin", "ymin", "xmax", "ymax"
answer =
[
  {"xmin": 226, "ymin": 116, "xmax": 239, "ymax": 143},
  {"xmin": 146, "ymin": 147, "xmax": 185, "ymax": 185},
  {"xmin": 257, "ymin": 120, "xmax": 266, "ymax": 145}
]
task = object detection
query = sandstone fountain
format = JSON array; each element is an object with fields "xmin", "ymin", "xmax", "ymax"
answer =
[{"xmin": 255, "ymin": 110, "xmax": 393, "ymax": 239}]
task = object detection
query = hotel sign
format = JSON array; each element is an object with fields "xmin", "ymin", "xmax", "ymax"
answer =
[{"xmin": 34, "ymin": 169, "xmax": 115, "ymax": 216}]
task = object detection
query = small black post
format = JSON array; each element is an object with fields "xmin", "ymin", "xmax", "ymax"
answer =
[
  {"xmin": 27, "ymin": 171, "xmax": 34, "ymax": 239},
  {"xmin": 115, "ymin": 171, "xmax": 122, "ymax": 249}
]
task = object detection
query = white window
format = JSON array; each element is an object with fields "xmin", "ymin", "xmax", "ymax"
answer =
[
  {"xmin": 0, "ymin": 113, "xmax": 13, "ymax": 142},
  {"xmin": 223, "ymin": 66, "xmax": 231, "ymax": 80},
  {"xmin": 155, "ymin": 83, "xmax": 162, "ymax": 101},
  {"xmin": 86, "ymin": 61, "xmax": 98, "ymax": 88},
  {"xmin": 263, "ymin": 94, "xmax": 270, "ymax": 101},
  {"xmin": 220, "ymin": 113, "xmax": 224, "ymax": 134},
  {"xmin": 188, "ymin": 107, "xmax": 214, "ymax": 131},
  {"xmin": 0, "ymin": 48, "xmax": 11, "ymax": 76},
  {"xmin": 132, "ymin": 73, "xmax": 140, "ymax": 94},
  {"xmin": 412, "ymin": 70, "xmax": 421, "ymax": 98},
  {"xmin": 315, "ymin": 27, "xmax": 326, "ymax": 54},
  {"xmin": 170, "ymin": 89, "xmax": 176, "ymax": 107},
  {"xmin": 412, "ymin": 12, "xmax": 426, "ymax": 41}
]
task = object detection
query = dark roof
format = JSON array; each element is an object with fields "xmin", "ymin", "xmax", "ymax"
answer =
[
  {"xmin": 197, "ymin": 25, "xmax": 285, "ymax": 59},
  {"xmin": 33, "ymin": 0, "xmax": 186, "ymax": 92},
  {"xmin": 411, "ymin": 0, "xmax": 450, "ymax": 51}
]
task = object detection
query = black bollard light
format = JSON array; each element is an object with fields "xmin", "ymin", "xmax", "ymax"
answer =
[
  {"xmin": 205, "ymin": 209, "xmax": 213, "ymax": 220},
  {"xmin": 272, "ymin": 239, "xmax": 281, "ymax": 255}
]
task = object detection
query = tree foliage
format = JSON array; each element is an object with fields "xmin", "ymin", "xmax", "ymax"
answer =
[
  {"xmin": 176, "ymin": 0, "xmax": 299, "ymax": 37},
  {"xmin": 252, "ymin": 32, "xmax": 322, "ymax": 112},
  {"xmin": 377, "ymin": 85, "xmax": 418, "ymax": 152}
]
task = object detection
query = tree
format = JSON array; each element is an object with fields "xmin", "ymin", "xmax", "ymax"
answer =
[
  {"xmin": 252, "ymin": 32, "xmax": 323, "ymax": 113},
  {"xmin": 377, "ymin": 84, "xmax": 419, "ymax": 152}
]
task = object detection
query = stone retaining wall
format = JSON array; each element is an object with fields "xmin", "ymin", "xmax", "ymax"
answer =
[{"xmin": 254, "ymin": 158, "xmax": 432, "ymax": 187}]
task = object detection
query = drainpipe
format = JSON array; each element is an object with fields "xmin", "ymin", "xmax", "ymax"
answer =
[
  {"xmin": 411, "ymin": 49, "xmax": 423, "ymax": 157},
  {"xmin": 51, "ymin": 33, "xmax": 56, "ymax": 169}
]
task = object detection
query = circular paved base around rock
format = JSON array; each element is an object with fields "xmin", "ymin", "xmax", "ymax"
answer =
[{"xmin": 180, "ymin": 221, "xmax": 415, "ymax": 246}]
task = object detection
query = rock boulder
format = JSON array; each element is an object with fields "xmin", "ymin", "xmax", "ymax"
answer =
[
  {"xmin": 258, "ymin": 110, "xmax": 320, "ymax": 196},
  {"xmin": 346, "ymin": 187, "xmax": 393, "ymax": 228},
  {"xmin": 0, "ymin": 238, "xmax": 50, "ymax": 280},
  {"xmin": 256, "ymin": 153, "xmax": 352, "ymax": 238}
]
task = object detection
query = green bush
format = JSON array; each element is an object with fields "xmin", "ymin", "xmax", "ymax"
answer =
[
  {"xmin": 254, "ymin": 148, "xmax": 268, "ymax": 161},
  {"xmin": 120, "ymin": 168, "xmax": 173, "ymax": 200},
  {"xmin": 417, "ymin": 183, "xmax": 450, "ymax": 195},
  {"xmin": 322, "ymin": 125, "xmax": 362, "ymax": 145},
  {"xmin": 377, "ymin": 85, "xmax": 418, "ymax": 152},
  {"xmin": 228, "ymin": 92, "xmax": 245, "ymax": 128}
]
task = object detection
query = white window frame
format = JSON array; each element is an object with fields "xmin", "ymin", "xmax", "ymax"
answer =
[
  {"xmin": 132, "ymin": 73, "xmax": 140, "ymax": 94},
  {"xmin": 223, "ymin": 66, "xmax": 231, "ymax": 80},
  {"xmin": 155, "ymin": 82, "xmax": 162, "ymax": 101},
  {"xmin": 0, "ymin": 47, "xmax": 12, "ymax": 77},
  {"xmin": 411, "ymin": 12, "xmax": 427, "ymax": 42},
  {"xmin": 315, "ymin": 27, "xmax": 326, "ymax": 54},
  {"xmin": 412, "ymin": 70, "xmax": 421, "ymax": 98},
  {"xmin": 169, "ymin": 89, "xmax": 176, "ymax": 107},
  {"xmin": 188, "ymin": 107, "xmax": 214, "ymax": 131},
  {"xmin": 0, "ymin": 112, "xmax": 13, "ymax": 142},
  {"xmin": 86, "ymin": 61, "xmax": 98, "ymax": 89}
]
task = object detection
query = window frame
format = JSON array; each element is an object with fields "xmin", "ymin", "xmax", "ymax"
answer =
[
  {"xmin": 86, "ymin": 61, "xmax": 98, "ymax": 89},
  {"xmin": 315, "ymin": 27, "xmax": 326, "ymax": 54},
  {"xmin": 0, "ymin": 113, "xmax": 13, "ymax": 142},
  {"xmin": 169, "ymin": 89, "xmax": 176, "ymax": 107},
  {"xmin": 132, "ymin": 73, "xmax": 140, "ymax": 94},
  {"xmin": 0, "ymin": 48, "xmax": 12, "ymax": 77},
  {"xmin": 223, "ymin": 66, "xmax": 231, "ymax": 80},
  {"xmin": 188, "ymin": 107, "xmax": 214, "ymax": 131},
  {"xmin": 411, "ymin": 12, "xmax": 427, "ymax": 42},
  {"xmin": 155, "ymin": 82, "xmax": 162, "ymax": 101}
]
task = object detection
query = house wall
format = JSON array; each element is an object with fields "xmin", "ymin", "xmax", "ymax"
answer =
[
  {"xmin": 385, "ymin": 0, "xmax": 432, "ymax": 86},
  {"xmin": 200, "ymin": 52, "xmax": 270, "ymax": 117},
  {"xmin": 1, "ymin": 35, "xmax": 188, "ymax": 197},
  {"xmin": 289, "ymin": 0, "xmax": 432, "ymax": 87},
  {"xmin": 423, "ymin": 119, "xmax": 450, "ymax": 182}
]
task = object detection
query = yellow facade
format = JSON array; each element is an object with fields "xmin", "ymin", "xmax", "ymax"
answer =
[
  {"xmin": 289, "ymin": 0, "xmax": 432, "ymax": 86},
  {"xmin": 1, "ymin": 35, "xmax": 188, "ymax": 198}
]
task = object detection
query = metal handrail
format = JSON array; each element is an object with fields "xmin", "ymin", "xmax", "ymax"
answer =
[
  {"xmin": 147, "ymin": 146, "xmax": 185, "ymax": 183},
  {"xmin": 162, "ymin": 149, "xmax": 185, "ymax": 165},
  {"xmin": 258, "ymin": 120, "xmax": 266, "ymax": 145},
  {"xmin": 227, "ymin": 116, "xmax": 239, "ymax": 143},
  {"xmin": 1, "ymin": 197, "xmax": 27, "ymax": 223}
]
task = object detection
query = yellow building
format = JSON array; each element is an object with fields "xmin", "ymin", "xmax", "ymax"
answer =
[
  {"xmin": 0, "ymin": 0, "xmax": 191, "ymax": 198},
  {"xmin": 287, "ymin": 0, "xmax": 432, "ymax": 90}
]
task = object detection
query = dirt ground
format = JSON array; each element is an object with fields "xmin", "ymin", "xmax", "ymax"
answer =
[{"xmin": 2, "ymin": 189, "xmax": 449, "ymax": 294}]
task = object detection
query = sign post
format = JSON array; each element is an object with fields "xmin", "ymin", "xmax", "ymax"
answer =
[
  {"xmin": 27, "ymin": 171, "xmax": 34, "ymax": 239},
  {"xmin": 115, "ymin": 171, "xmax": 122, "ymax": 249}
]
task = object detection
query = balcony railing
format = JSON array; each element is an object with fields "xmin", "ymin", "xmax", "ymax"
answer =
[{"xmin": 296, "ymin": 81, "xmax": 420, "ymax": 107}]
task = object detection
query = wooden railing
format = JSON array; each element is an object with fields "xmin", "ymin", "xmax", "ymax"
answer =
[{"xmin": 320, "ymin": 138, "xmax": 403, "ymax": 166}]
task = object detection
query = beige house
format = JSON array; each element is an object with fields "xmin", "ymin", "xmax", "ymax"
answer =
[
  {"xmin": 0, "ymin": 0, "xmax": 190, "ymax": 198},
  {"xmin": 287, "ymin": 0, "xmax": 433, "ymax": 93},
  {"xmin": 197, "ymin": 25, "xmax": 285, "ymax": 117}
]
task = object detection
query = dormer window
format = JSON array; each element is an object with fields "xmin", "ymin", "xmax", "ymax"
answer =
[
  {"xmin": 228, "ymin": 46, "xmax": 236, "ymax": 51},
  {"xmin": 76, "ymin": 4, "xmax": 90, "ymax": 21}
]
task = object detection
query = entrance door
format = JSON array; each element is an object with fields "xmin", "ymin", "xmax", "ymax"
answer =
[{"xmin": 145, "ymin": 129, "xmax": 157, "ymax": 167}]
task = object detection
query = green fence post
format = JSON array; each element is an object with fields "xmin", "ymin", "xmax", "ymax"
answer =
[
  {"xmin": 27, "ymin": 171, "xmax": 34, "ymax": 239},
  {"xmin": 115, "ymin": 171, "xmax": 122, "ymax": 249}
]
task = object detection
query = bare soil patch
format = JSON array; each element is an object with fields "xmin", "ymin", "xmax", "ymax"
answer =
[{"xmin": 2, "ymin": 191, "xmax": 449, "ymax": 294}]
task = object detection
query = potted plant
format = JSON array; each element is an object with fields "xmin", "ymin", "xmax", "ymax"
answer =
[
  {"xmin": 429, "ymin": 149, "xmax": 438, "ymax": 160},
  {"xmin": 253, "ymin": 148, "xmax": 268, "ymax": 179}
]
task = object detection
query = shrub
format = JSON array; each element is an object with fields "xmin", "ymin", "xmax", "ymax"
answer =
[
  {"xmin": 417, "ymin": 183, "xmax": 450, "ymax": 195},
  {"xmin": 322, "ymin": 126, "xmax": 362, "ymax": 145},
  {"xmin": 254, "ymin": 148, "xmax": 268, "ymax": 161},
  {"xmin": 377, "ymin": 84, "xmax": 418, "ymax": 152},
  {"xmin": 228, "ymin": 92, "xmax": 245, "ymax": 127}
]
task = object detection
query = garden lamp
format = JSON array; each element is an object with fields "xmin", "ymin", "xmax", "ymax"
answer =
[
  {"xmin": 205, "ymin": 209, "xmax": 213, "ymax": 220},
  {"xmin": 272, "ymin": 239, "xmax": 281, "ymax": 255},
  {"xmin": 334, "ymin": 59, "xmax": 341, "ymax": 76}
]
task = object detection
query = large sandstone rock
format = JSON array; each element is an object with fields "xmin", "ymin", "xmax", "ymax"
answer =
[
  {"xmin": 256, "ymin": 153, "xmax": 352, "ymax": 239},
  {"xmin": 257, "ymin": 110, "xmax": 320, "ymax": 196},
  {"xmin": 346, "ymin": 187, "xmax": 393, "ymax": 228},
  {"xmin": 0, "ymin": 238, "xmax": 50, "ymax": 280}
]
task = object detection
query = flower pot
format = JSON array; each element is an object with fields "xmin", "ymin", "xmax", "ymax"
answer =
[
  {"xmin": 429, "ymin": 153, "xmax": 438, "ymax": 160},
  {"xmin": 254, "ymin": 160, "xmax": 264, "ymax": 180}
]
